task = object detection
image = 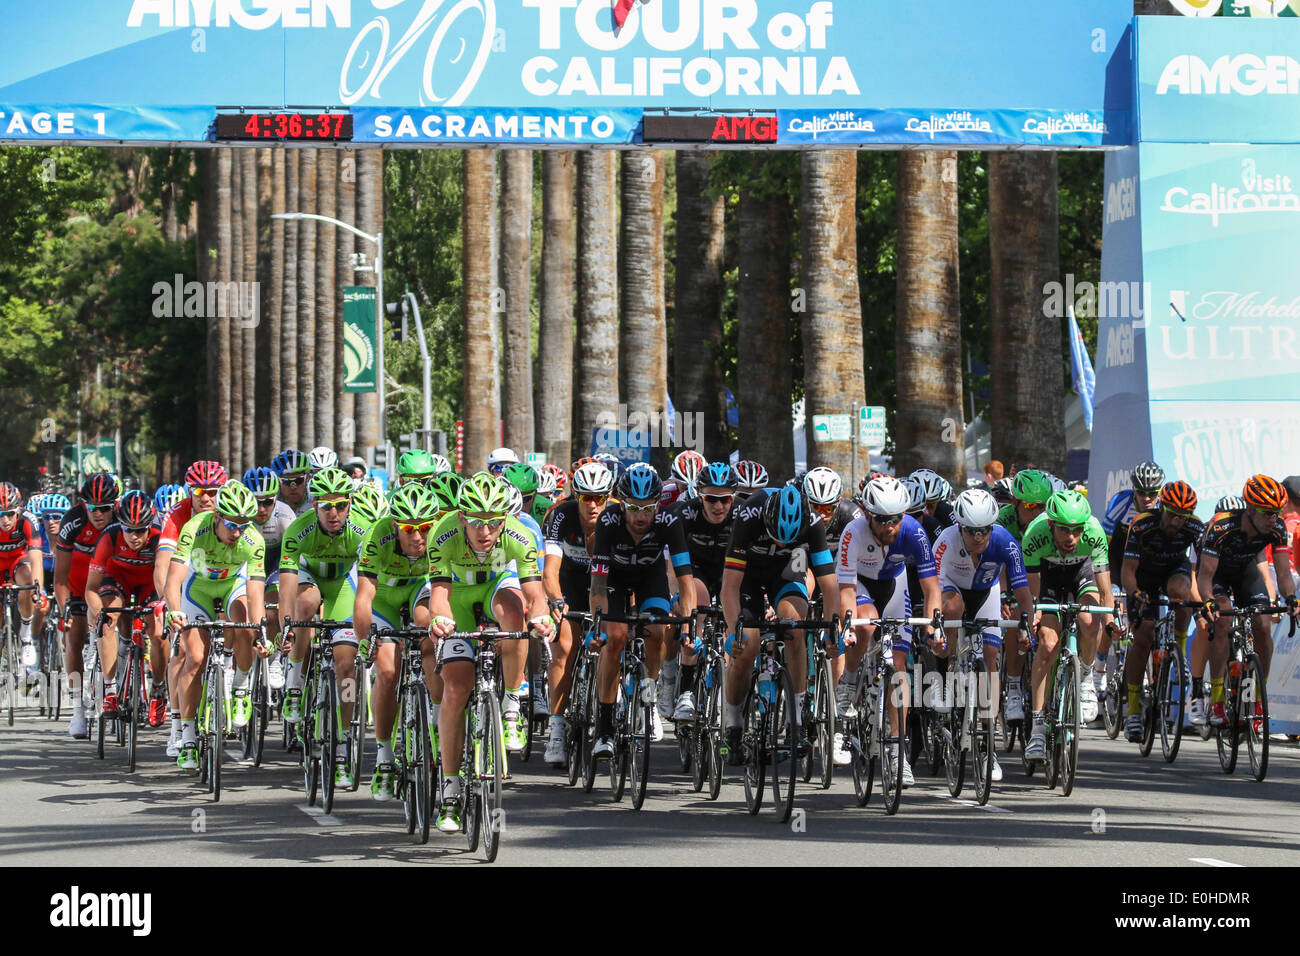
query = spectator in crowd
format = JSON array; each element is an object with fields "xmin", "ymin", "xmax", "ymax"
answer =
[
  {"xmin": 1283, "ymin": 475, "xmax": 1300, "ymax": 577},
  {"xmin": 983, "ymin": 459, "xmax": 1004, "ymax": 487}
]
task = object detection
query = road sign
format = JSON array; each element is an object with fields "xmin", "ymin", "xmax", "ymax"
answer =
[
  {"xmin": 526, "ymin": 452, "xmax": 547, "ymax": 468},
  {"xmin": 812, "ymin": 414, "xmax": 853, "ymax": 442},
  {"xmin": 859, "ymin": 406, "xmax": 888, "ymax": 447}
]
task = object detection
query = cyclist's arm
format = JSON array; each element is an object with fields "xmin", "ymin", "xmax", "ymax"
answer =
[
  {"xmin": 542, "ymin": 549, "xmax": 564, "ymax": 604},
  {"xmin": 918, "ymin": 572, "xmax": 941, "ymax": 635},
  {"xmin": 54, "ymin": 546, "xmax": 72, "ymax": 609},
  {"xmin": 164, "ymin": 557, "xmax": 186, "ymax": 620},
  {"xmin": 1270, "ymin": 548, "xmax": 1294, "ymax": 603},
  {"xmin": 244, "ymin": 577, "xmax": 266, "ymax": 627},
  {"xmin": 721, "ymin": 568, "xmax": 743, "ymax": 638},
  {"xmin": 816, "ymin": 571, "xmax": 840, "ymax": 622},
  {"xmin": 1026, "ymin": 571, "xmax": 1041, "ymax": 605},
  {"xmin": 1121, "ymin": 555, "xmax": 1139, "ymax": 597},
  {"xmin": 353, "ymin": 573, "xmax": 376, "ymax": 645},
  {"xmin": 277, "ymin": 570, "xmax": 299, "ymax": 625},
  {"xmin": 1196, "ymin": 552, "xmax": 1218, "ymax": 603},
  {"xmin": 521, "ymin": 578, "xmax": 553, "ymax": 636},
  {"xmin": 428, "ymin": 580, "xmax": 454, "ymax": 637},
  {"xmin": 1258, "ymin": 551, "xmax": 1277, "ymax": 605},
  {"xmin": 1011, "ymin": 584, "xmax": 1034, "ymax": 620},
  {"xmin": 26, "ymin": 543, "xmax": 43, "ymax": 592},
  {"xmin": 152, "ymin": 545, "xmax": 171, "ymax": 597},
  {"xmin": 84, "ymin": 565, "xmax": 104, "ymax": 624}
]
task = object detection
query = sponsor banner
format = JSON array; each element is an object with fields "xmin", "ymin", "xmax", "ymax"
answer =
[
  {"xmin": 778, "ymin": 108, "xmax": 1127, "ymax": 147},
  {"xmin": 354, "ymin": 107, "xmax": 639, "ymax": 144},
  {"xmin": 342, "ymin": 286, "xmax": 377, "ymax": 393},
  {"xmin": 0, "ymin": 104, "xmax": 213, "ymax": 142},
  {"xmin": 1137, "ymin": 15, "xmax": 1300, "ymax": 143},
  {"xmin": 590, "ymin": 428, "xmax": 650, "ymax": 465},
  {"xmin": 1267, "ymin": 586, "xmax": 1300, "ymax": 734}
]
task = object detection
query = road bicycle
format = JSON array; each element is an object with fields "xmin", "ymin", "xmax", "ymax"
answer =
[
  {"xmin": 285, "ymin": 618, "xmax": 352, "ymax": 813},
  {"xmin": 377, "ymin": 625, "xmax": 435, "ymax": 844},
  {"xmin": 1213, "ymin": 603, "xmax": 1292, "ymax": 782},
  {"xmin": 93, "ymin": 601, "xmax": 156, "ymax": 773},
  {"xmin": 0, "ymin": 583, "xmax": 38, "ymax": 726},
  {"xmin": 1135, "ymin": 598, "xmax": 1201, "ymax": 764},
  {"xmin": 561, "ymin": 611, "xmax": 599, "ymax": 791},
  {"xmin": 938, "ymin": 616, "xmax": 1017, "ymax": 806},
  {"xmin": 688, "ymin": 605, "xmax": 728, "ymax": 800}
]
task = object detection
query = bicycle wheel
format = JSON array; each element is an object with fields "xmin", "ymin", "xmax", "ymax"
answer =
[
  {"xmin": 398, "ymin": 698, "xmax": 416, "ymax": 834},
  {"xmin": 320, "ymin": 675, "xmax": 339, "ymax": 815},
  {"xmin": 630, "ymin": 666, "xmax": 652, "ymax": 811},
  {"xmin": 480, "ymin": 690, "xmax": 505, "ymax": 861},
  {"xmin": 1044, "ymin": 667, "xmax": 1061, "ymax": 790},
  {"xmin": 851, "ymin": 677, "xmax": 874, "ymax": 807},
  {"xmin": 1160, "ymin": 642, "xmax": 1185, "ymax": 764},
  {"xmin": 1243, "ymin": 654, "xmax": 1268, "ymax": 783},
  {"xmin": 816, "ymin": 656, "xmax": 836, "ymax": 790},
  {"xmin": 1102, "ymin": 645, "xmax": 1124, "ymax": 740},
  {"xmin": 252, "ymin": 657, "xmax": 269, "ymax": 768},
  {"xmin": 704, "ymin": 664, "xmax": 724, "ymax": 802},
  {"xmin": 94, "ymin": 660, "xmax": 107, "ymax": 759},
  {"xmin": 1138, "ymin": 651, "xmax": 1157, "ymax": 758},
  {"xmin": 48, "ymin": 624, "xmax": 64, "ymax": 722},
  {"xmin": 770, "ymin": 667, "xmax": 797, "ymax": 823},
  {"xmin": 1216, "ymin": 660, "xmax": 1241, "ymax": 775},
  {"xmin": 126, "ymin": 649, "xmax": 142, "ymax": 773},
  {"xmin": 413, "ymin": 686, "xmax": 432, "ymax": 844},
  {"xmin": 581, "ymin": 665, "xmax": 600, "ymax": 794},
  {"xmin": 878, "ymin": 668, "xmax": 902, "ymax": 815},
  {"xmin": 210, "ymin": 662, "xmax": 225, "ymax": 801},
  {"xmin": 943, "ymin": 710, "xmax": 964, "ymax": 797},
  {"xmin": 742, "ymin": 675, "xmax": 766, "ymax": 815},
  {"xmin": 519, "ymin": 667, "xmax": 534, "ymax": 764},
  {"xmin": 3, "ymin": 628, "xmax": 16, "ymax": 726},
  {"xmin": 350, "ymin": 659, "xmax": 367, "ymax": 791},
  {"xmin": 971, "ymin": 664, "xmax": 994, "ymax": 806},
  {"xmin": 303, "ymin": 684, "xmax": 320, "ymax": 806},
  {"xmin": 1059, "ymin": 654, "xmax": 1081, "ymax": 797},
  {"xmin": 690, "ymin": 664, "xmax": 708, "ymax": 793},
  {"xmin": 610, "ymin": 673, "xmax": 630, "ymax": 803},
  {"xmin": 462, "ymin": 703, "xmax": 481, "ymax": 854}
]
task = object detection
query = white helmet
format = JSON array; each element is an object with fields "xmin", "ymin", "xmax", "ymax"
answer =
[
  {"xmin": 431, "ymin": 453, "xmax": 452, "ymax": 475},
  {"xmin": 487, "ymin": 447, "xmax": 519, "ymax": 470},
  {"xmin": 500, "ymin": 478, "xmax": 523, "ymax": 517},
  {"xmin": 308, "ymin": 446, "xmax": 338, "ymax": 472},
  {"xmin": 862, "ymin": 476, "xmax": 910, "ymax": 517},
  {"xmin": 571, "ymin": 461, "xmax": 614, "ymax": 496},
  {"xmin": 953, "ymin": 489, "xmax": 999, "ymax": 528},
  {"xmin": 1045, "ymin": 473, "xmax": 1067, "ymax": 494},
  {"xmin": 536, "ymin": 468, "xmax": 557, "ymax": 496},
  {"xmin": 802, "ymin": 467, "xmax": 842, "ymax": 506},
  {"xmin": 901, "ymin": 475, "xmax": 927, "ymax": 514},
  {"xmin": 671, "ymin": 450, "xmax": 706, "ymax": 485}
]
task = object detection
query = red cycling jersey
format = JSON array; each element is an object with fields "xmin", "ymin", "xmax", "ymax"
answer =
[
  {"xmin": 56, "ymin": 504, "xmax": 106, "ymax": 596},
  {"xmin": 157, "ymin": 498, "xmax": 196, "ymax": 552},
  {"xmin": 0, "ymin": 514, "xmax": 40, "ymax": 578},
  {"xmin": 90, "ymin": 524, "xmax": 161, "ymax": 596}
]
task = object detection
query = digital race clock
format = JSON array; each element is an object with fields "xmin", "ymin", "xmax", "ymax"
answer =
[{"xmin": 215, "ymin": 111, "xmax": 353, "ymax": 142}]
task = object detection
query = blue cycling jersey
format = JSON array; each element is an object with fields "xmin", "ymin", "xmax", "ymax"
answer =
[
  {"xmin": 934, "ymin": 524, "xmax": 1027, "ymax": 592},
  {"xmin": 1101, "ymin": 490, "xmax": 1137, "ymax": 536}
]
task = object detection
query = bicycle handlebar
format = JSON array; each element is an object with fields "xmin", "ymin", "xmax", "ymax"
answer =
[
  {"xmin": 1035, "ymin": 603, "xmax": 1113, "ymax": 615},
  {"xmin": 944, "ymin": 618, "xmax": 1022, "ymax": 630},
  {"xmin": 849, "ymin": 616, "xmax": 937, "ymax": 628},
  {"xmin": 445, "ymin": 630, "xmax": 531, "ymax": 642}
]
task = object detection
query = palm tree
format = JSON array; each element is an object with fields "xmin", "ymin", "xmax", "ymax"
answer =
[
  {"xmin": 989, "ymin": 152, "xmax": 1065, "ymax": 475},
  {"xmin": 215, "ymin": 149, "xmax": 233, "ymax": 466},
  {"xmin": 297, "ymin": 149, "xmax": 318, "ymax": 449},
  {"xmin": 801, "ymin": 151, "xmax": 866, "ymax": 481},
  {"xmin": 315, "ymin": 150, "xmax": 337, "ymax": 450},
  {"xmin": 335, "ymin": 149, "xmax": 357, "ymax": 455},
  {"xmin": 229, "ymin": 150, "xmax": 245, "ymax": 471},
  {"xmin": 619, "ymin": 150, "xmax": 666, "ymax": 467},
  {"xmin": 576, "ymin": 151, "xmax": 619, "ymax": 456},
  {"xmin": 240, "ymin": 149, "xmax": 258, "ymax": 472},
  {"xmin": 463, "ymin": 150, "xmax": 501, "ymax": 470},
  {"xmin": 500, "ymin": 149, "xmax": 535, "ymax": 453},
  {"xmin": 894, "ymin": 152, "xmax": 965, "ymax": 483},
  {"xmin": 737, "ymin": 154, "xmax": 794, "ymax": 481},
  {"xmin": 197, "ymin": 152, "xmax": 221, "ymax": 457},
  {"xmin": 281, "ymin": 150, "xmax": 300, "ymax": 452},
  {"xmin": 355, "ymin": 151, "xmax": 383, "ymax": 457},
  {"xmin": 536, "ymin": 151, "xmax": 575, "ymax": 468},
  {"xmin": 673, "ymin": 151, "xmax": 726, "ymax": 460},
  {"xmin": 257, "ymin": 148, "xmax": 282, "ymax": 461}
]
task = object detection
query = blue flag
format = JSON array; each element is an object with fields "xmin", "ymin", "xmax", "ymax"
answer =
[
  {"xmin": 1068, "ymin": 306, "xmax": 1095, "ymax": 431},
  {"xmin": 665, "ymin": 391, "xmax": 676, "ymax": 444}
]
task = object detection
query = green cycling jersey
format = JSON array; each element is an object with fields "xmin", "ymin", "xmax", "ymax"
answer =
[
  {"xmin": 357, "ymin": 517, "xmax": 433, "ymax": 586},
  {"xmin": 428, "ymin": 512, "xmax": 541, "ymax": 587},
  {"xmin": 280, "ymin": 510, "xmax": 367, "ymax": 580},
  {"xmin": 1020, "ymin": 512, "xmax": 1109, "ymax": 574},
  {"xmin": 172, "ymin": 511, "xmax": 266, "ymax": 581}
]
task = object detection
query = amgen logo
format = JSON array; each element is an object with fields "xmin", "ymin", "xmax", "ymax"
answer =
[{"xmin": 1156, "ymin": 54, "xmax": 1300, "ymax": 96}]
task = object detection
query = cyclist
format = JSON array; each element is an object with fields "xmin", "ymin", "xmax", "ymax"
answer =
[
  {"xmin": 662, "ymin": 450, "xmax": 706, "ymax": 507},
  {"xmin": 932, "ymin": 488, "xmax": 1034, "ymax": 782},
  {"xmin": 833, "ymin": 477, "xmax": 939, "ymax": 780},
  {"xmin": 153, "ymin": 484, "xmax": 185, "ymax": 523},
  {"xmin": 426, "ymin": 473, "xmax": 552, "ymax": 833},
  {"xmin": 279, "ymin": 468, "xmax": 367, "ymax": 787},
  {"xmin": 1022, "ymin": 489, "xmax": 1114, "ymax": 760},
  {"xmin": 272, "ymin": 448, "xmax": 313, "ymax": 517},
  {"xmin": 912, "ymin": 469, "xmax": 955, "ymax": 529},
  {"xmin": 487, "ymin": 447, "xmax": 519, "ymax": 476},
  {"xmin": 805, "ymin": 466, "xmax": 861, "ymax": 559},
  {"xmin": 0, "ymin": 483, "xmax": 46, "ymax": 676},
  {"xmin": 163, "ymin": 480, "xmax": 266, "ymax": 770},
  {"xmin": 732, "ymin": 459, "xmax": 769, "ymax": 507},
  {"xmin": 308, "ymin": 447, "xmax": 339, "ymax": 474},
  {"xmin": 589, "ymin": 463, "xmax": 694, "ymax": 754},
  {"xmin": 352, "ymin": 482, "xmax": 436, "ymax": 801},
  {"xmin": 996, "ymin": 469, "xmax": 1053, "ymax": 723},
  {"xmin": 341, "ymin": 456, "xmax": 369, "ymax": 487},
  {"xmin": 56, "ymin": 474, "xmax": 120, "ymax": 739},
  {"xmin": 244, "ymin": 467, "xmax": 296, "ymax": 691},
  {"xmin": 723, "ymin": 483, "xmax": 842, "ymax": 763},
  {"xmin": 540, "ymin": 460, "xmax": 613, "ymax": 767},
  {"xmin": 29, "ymin": 492, "xmax": 68, "ymax": 674},
  {"xmin": 1196, "ymin": 475, "xmax": 1299, "ymax": 727},
  {"xmin": 396, "ymin": 449, "xmax": 437, "ymax": 488},
  {"xmin": 533, "ymin": 466, "xmax": 558, "ymax": 525},
  {"xmin": 1120, "ymin": 480, "xmax": 1205, "ymax": 741},
  {"xmin": 501, "ymin": 468, "xmax": 549, "ymax": 727},
  {"xmin": 428, "ymin": 473, "xmax": 463, "ymax": 517}
]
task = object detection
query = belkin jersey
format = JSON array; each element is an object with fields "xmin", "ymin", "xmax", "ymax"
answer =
[{"xmin": 933, "ymin": 524, "xmax": 1027, "ymax": 593}]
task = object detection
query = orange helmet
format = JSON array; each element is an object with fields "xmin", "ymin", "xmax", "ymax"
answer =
[
  {"xmin": 1159, "ymin": 480, "xmax": 1197, "ymax": 514},
  {"xmin": 1242, "ymin": 474, "xmax": 1287, "ymax": 511}
]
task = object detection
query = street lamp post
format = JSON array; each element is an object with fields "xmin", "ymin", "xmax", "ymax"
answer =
[{"xmin": 271, "ymin": 212, "xmax": 390, "ymax": 469}]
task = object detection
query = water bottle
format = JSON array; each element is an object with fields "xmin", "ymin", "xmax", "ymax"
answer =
[{"xmin": 758, "ymin": 662, "xmax": 774, "ymax": 708}]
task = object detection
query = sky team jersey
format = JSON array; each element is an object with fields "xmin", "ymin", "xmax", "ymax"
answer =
[
  {"xmin": 666, "ymin": 498, "xmax": 733, "ymax": 583},
  {"xmin": 1123, "ymin": 511, "xmax": 1204, "ymax": 571},
  {"xmin": 357, "ymin": 517, "xmax": 432, "ymax": 586},
  {"xmin": 836, "ymin": 513, "xmax": 935, "ymax": 586},
  {"xmin": 543, "ymin": 499, "xmax": 592, "ymax": 577},
  {"xmin": 89, "ymin": 524, "xmax": 161, "ymax": 582},
  {"xmin": 590, "ymin": 503, "xmax": 691, "ymax": 581},
  {"xmin": 1101, "ymin": 490, "xmax": 1138, "ymax": 536},
  {"xmin": 725, "ymin": 490, "xmax": 834, "ymax": 581},
  {"xmin": 428, "ymin": 512, "xmax": 540, "ymax": 586},
  {"xmin": 279, "ymin": 511, "xmax": 366, "ymax": 580},
  {"xmin": 1198, "ymin": 511, "xmax": 1287, "ymax": 576},
  {"xmin": 172, "ymin": 511, "xmax": 266, "ymax": 581},
  {"xmin": 933, "ymin": 524, "xmax": 1027, "ymax": 592},
  {"xmin": 1020, "ymin": 513, "xmax": 1108, "ymax": 573}
]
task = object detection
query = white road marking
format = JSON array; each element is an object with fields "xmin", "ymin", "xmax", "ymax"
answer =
[
  {"xmin": 297, "ymin": 804, "xmax": 343, "ymax": 827},
  {"xmin": 944, "ymin": 796, "xmax": 1013, "ymax": 813},
  {"xmin": 1189, "ymin": 857, "xmax": 1243, "ymax": 867}
]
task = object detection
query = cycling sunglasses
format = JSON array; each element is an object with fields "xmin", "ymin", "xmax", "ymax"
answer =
[
  {"xmin": 191, "ymin": 486, "xmax": 222, "ymax": 497},
  {"xmin": 1055, "ymin": 522, "xmax": 1085, "ymax": 535},
  {"xmin": 578, "ymin": 494, "xmax": 608, "ymax": 506},
  {"xmin": 0, "ymin": 509, "xmax": 19, "ymax": 519},
  {"xmin": 1162, "ymin": 507, "xmax": 1194, "ymax": 520},
  {"xmin": 1251, "ymin": 506, "xmax": 1282, "ymax": 517},
  {"xmin": 220, "ymin": 518, "xmax": 250, "ymax": 532},
  {"xmin": 122, "ymin": 524, "xmax": 152, "ymax": 535},
  {"xmin": 463, "ymin": 515, "xmax": 506, "ymax": 530},
  {"xmin": 255, "ymin": 497, "xmax": 277, "ymax": 508},
  {"xmin": 316, "ymin": 499, "xmax": 351, "ymax": 512},
  {"xmin": 89, "ymin": 505, "xmax": 115, "ymax": 514},
  {"xmin": 870, "ymin": 514, "xmax": 903, "ymax": 527},
  {"xmin": 624, "ymin": 502, "xmax": 657, "ymax": 515},
  {"xmin": 961, "ymin": 525, "xmax": 992, "ymax": 537},
  {"xmin": 397, "ymin": 521, "xmax": 434, "ymax": 535},
  {"xmin": 702, "ymin": 493, "xmax": 734, "ymax": 506},
  {"xmin": 280, "ymin": 476, "xmax": 306, "ymax": 487}
]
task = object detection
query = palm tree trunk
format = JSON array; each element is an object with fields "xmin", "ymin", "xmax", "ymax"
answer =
[
  {"xmin": 737, "ymin": 155, "xmax": 794, "ymax": 482},
  {"xmin": 336, "ymin": 150, "xmax": 357, "ymax": 456},
  {"xmin": 315, "ymin": 150, "xmax": 337, "ymax": 450},
  {"xmin": 215, "ymin": 149, "xmax": 234, "ymax": 467},
  {"xmin": 257, "ymin": 148, "xmax": 282, "ymax": 462},
  {"xmin": 463, "ymin": 150, "xmax": 501, "ymax": 470},
  {"xmin": 198, "ymin": 152, "xmax": 220, "ymax": 457},
  {"xmin": 575, "ymin": 151, "xmax": 619, "ymax": 455},
  {"xmin": 894, "ymin": 152, "xmax": 965, "ymax": 484},
  {"xmin": 989, "ymin": 152, "xmax": 1064, "ymax": 475},
  {"xmin": 536, "ymin": 151, "xmax": 575, "ymax": 468},
  {"xmin": 673, "ymin": 151, "xmax": 727, "ymax": 461},
  {"xmin": 801, "ymin": 152, "xmax": 866, "ymax": 480},
  {"xmin": 297, "ymin": 149, "xmax": 318, "ymax": 450},
  {"xmin": 619, "ymin": 151, "xmax": 666, "ymax": 467},
  {"xmin": 240, "ymin": 150, "xmax": 258, "ymax": 473},
  {"xmin": 281, "ymin": 150, "xmax": 300, "ymax": 452},
  {"xmin": 228, "ymin": 151, "xmax": 245, "ymax": 473},
  {"xmin": 500, "ymin": 149, "xmax": 535, "ymax": 454},
  {"xmin": 355, "ymin": 151, "xmax": 383, "ymax": 457}
]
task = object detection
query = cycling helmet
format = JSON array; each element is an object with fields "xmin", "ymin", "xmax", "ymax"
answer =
[
  {"xmin": 115, "ymin": 490, "xmax": 155, "ymax": 529},
  {"xmin": 862, "ymin": 476, "xmax": 911, "ymax": 517},
  {"xmin": 732, "ymin": 459, "xmax": 769, "ymax": 491},
  {"xmin": 910, "ymin": 469, "xmax": 947, "ymax": 503},
  {"xmin": 697, "ymin": 461, "xmax": 737, "ymax": 492},
  {"xmin": 901, "ymin": 475, "xmax": 927, "ymax": 514},
  {"xmin": 618, "ymin": 462, "xmax": 663, "ymax": 503},
  {"xmin": 39, "ymin": 492, "xmax": 71, "ymax": 517},
  {"xmin": 487, "ymin": 447, "xmax": 520, "ymax": 473},
  {"xmin": 308, "ymin": 467, "xmax": 353, "ymax": 500},
  {"xmin": 428, "ymin": 473, "xmax": 463, "ymax": 513},
  {"xmin": 572, "ymin": 461, "xmax": 615, "ymax": 496},
  {"xmin": 388, "ymin": 483, "xmax": 437, "ymax": 524},
  {"xmin": 671, "ymin": 450, "xmax": 707, "ymax": 485},
  {"xmin": 341, "ymin": 456, "xmax": 368, "ymax": 481},
  {"xmin": 1045, "ymin": 474, "xmax": 1067, "ymax": 494},
  {"xmin": 990, "ymin": 476, "xmax": 1015, "ymax": 506},
  {"xmin": 1045, "ymin": 489, "xmax": 1091, "ymax": 525},
  {"xmin": 953, "ymin": 489, "xmax": 999, "ymax": 528},
  {"xmin": 1130, "ymin": 461, "xmax": 1165, "ymax": 494},
  {"xmin": 536, "ymin": 467, "xmax": 558, "ymax": 496},
  {"xmin": 542, "ymin": 464, "xmax": 567, "ymax": 495},
  {"xmin": 502, "ymin": 480, "xmax": 525, "ymax": 517},
  {"xmin": 185, "ymin": 460, "xmax": 229, "ymax": 487},
  {"xmin": 1215, "ymin": 495, "xmax": 1246, "ymax": 514},
  {"xmin": 430, "ymin": 453, "xmax": 452, "ymax": 475},
  {"xmin": 762, "ymin": 486, "xmax": 810, "ymax": 545},
  {"xmin": 1011, "ymin": 469, "xmax": 1052, "ymax": 506},
  {"xmin": 242, "ymin": 466, "xmax": 281, "ymax": 498},
  {"xmin": 459, "ymin": 471, "xmax": 512, "ymax": 516},
  {"xmin": 153, "ymin": 484, "xmax": 179, "ymax": 513},
  {"xmin": 398, "ymin": 449, "xmax": 435, "ymax": 481},
  {"xmin": 215, "ymin": 480, "xmax": 257, "ymax": 521},
  {"xmin": 0, "ymin": 482, "xmax": 22, "ymax": 511},
  {"xmin": 1159, "ymin": 480, "xmax": 1197, "ymax": 514},
  {"xmin": 1243, "ymin": 474, "xmax": 1287, "ymax": 510},
  {"xmin": 271, "ymin": 448, "xmax": 309, "ymax": 477},
  {"xmin": 502, "ymin": 462, "xmax": 540, "ymax": 496},
  {"xmin": 802, "ymin": 467, "xmax": 842, "ymax": 506},
  {"xmin": 351, "ymin": 482, "xmax": 388, "ymax": 525},
  {"xmin": 81, "ymin": 473, "xmax": 120, "ymax": 506},
  {"xmin": 308, "ymin": 446, "xmax": 338, "ymax": 472}
]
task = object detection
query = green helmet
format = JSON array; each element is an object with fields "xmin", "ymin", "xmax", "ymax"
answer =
[
  {"xmin": 1012, "ymin": 469, "xmax": 1052, "ymax": 506},
  {"xmin": 1045, "ymin": 489, "xmax": 1091, "ymax": 525},
  {"xmin": 309, "ymin": 467, "xmax": 353, "ymax": 500},
  {"xmin": 351, "ymin": 482, "xmax": 388, "ymax": 525},
  {"xmin": 398, "ymin": 449, "xmax": 435, "ymax": 481},
  {"xmin": 215, "ymin": 480, "xmax": 258, "ymax": 521},
  {"xmin": 389, "ymin": 482, "xmax": 438, "ymax": 523},
  {"xmin": 502, "ymin": 462, "xmax": 539, "ymax": 496},
  {"xmin": 428, "ymin": 472, "xmax": 462, "ymax": 514},
  {"xmin": 458, "ymin": 471, "xmax": 511, "ymax": 516}
]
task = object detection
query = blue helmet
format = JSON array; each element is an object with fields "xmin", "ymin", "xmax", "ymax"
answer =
[
  {"xmin": 271, "ymin": 447, "xmax": 310, "ymax": 476},
  {"xmin": 697, "ymin": 461, "xmax": 736, "ymax": 492},
  {"xmin": 242, "ymin": 466, "xmax": 281, "ymax": 497},
  {"xmin": 35, "ymin": 493, "xmax": 70, "ymax": 517},
  {"xmin": 762, "ymin": 485, "xmax": 809, "ymax": 545},
  {"xmin": 617, "ymin": 462, "xmax": 663, "ymax": 503}
]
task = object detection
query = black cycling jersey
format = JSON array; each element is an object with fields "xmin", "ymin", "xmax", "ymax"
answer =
[
  {"xmin": 725, "ymin": 490, "xmax": 834, "ymax": 582},
  {"xmin": 821, "ymin": 498, "xmax": 864, "ymax": 557},
  {"xmin": 1123, "ymin": 511, "xmax": 1203, "ymax": 574},
  {"xmin": 590, "ymin": 503, "xmax": 691, "ymax": 585},
  {"xmin": 1198, "ymin": 511, "xmax": 1286, "ymax": 577},
  {"xmin": 666, "ymin": 498, "xmax": 732, "ymax": 587}
]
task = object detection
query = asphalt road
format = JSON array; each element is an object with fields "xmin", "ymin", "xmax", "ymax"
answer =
[{"xmin": 2, "ymin": 708, "xmax": 1298, "ymax": 867}]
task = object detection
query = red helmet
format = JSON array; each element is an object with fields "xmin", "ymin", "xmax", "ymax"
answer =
[
  {"xmin": 80, "ymin": 474, "xmax": 119, "ymax": 506},
  {"xmin": 1243, "ymin": 474, "xmax": 1287, "ymax": 511},
  {"xmin": 0, "ymin": 482, "xmax": 22, "ymax": 510},
  {"xmin": 185, "ymin": 460, "xmax": 229, "ymax": 488},
  {"xmin": 1159, "ymin": 480, "xmax": 1197, "ymax": 514},
  {"xmin": 544, "ymin": 463, "xmax": 568, "ymax": 494},
  {"xmin": 115, "ymin": 490, "xmax": 155, "ymax": 529}
]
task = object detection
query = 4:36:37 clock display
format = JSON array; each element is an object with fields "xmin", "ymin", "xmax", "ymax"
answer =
[{"xmin": 216, "ymin": 112, "xmax": 352, "ymax": 140}]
